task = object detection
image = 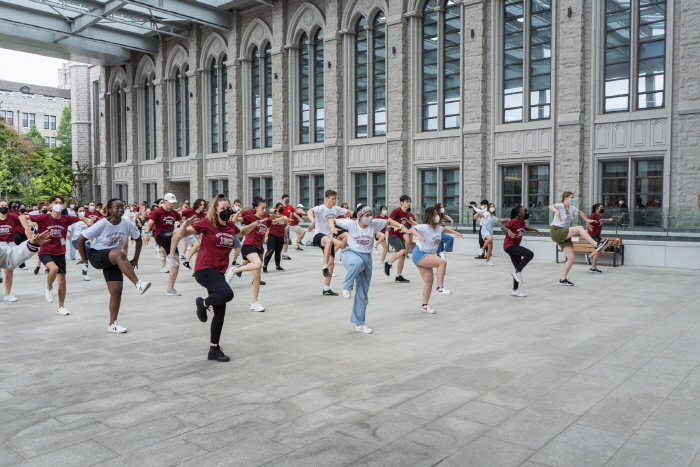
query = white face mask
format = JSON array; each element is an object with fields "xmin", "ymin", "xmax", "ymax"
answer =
[
  {"xmin": 619, "ymin": 200, "xmax": 624, "ymax": 205},
  {"xmin": 52, "ymin": 204, "xmax": 63, "ymax": 213},
  {"xmin": 434, "ymin": 215, "xmax": 440, "ymax": 223},
  {"xmin": 489, "ymin": 207, "xmax": 495, "ymax": 213},
  {"xmin": 381, "ymin": 210, "xmax": 387, "ymax": 216},
  {"xmin": 89, "ymin": 206, "xmax": 95, "ymax": 211},
  {"xmin": 69, "ymin": 204, "xmax": 75, "ymax": 209},
  {"xmin": 233, "ymin": 205, "xmax": 241, "ymax": 211},
  {"xmin": 440, "ymin": 208, "xmax": 445, "ymax": 213},
  {"xmin": 359, "ymin": 216, "xmax": 372, "ymax": 226}
]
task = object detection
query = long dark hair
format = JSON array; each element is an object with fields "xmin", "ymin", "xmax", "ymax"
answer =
[
  {"xmin": 592, "ymin": 203, "xmax": 602, "ymax": 213},
  {"xmin": 510, "ymin": 206, "xmax": 526, "ymax": 219},
  {"xmin": 422, "ymin": 207, "xmax": 439, "ymax": 228}
]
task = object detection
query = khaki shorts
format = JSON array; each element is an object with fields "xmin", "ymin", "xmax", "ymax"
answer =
[
  {"xmin": 550, "ymin": 225, "xmax": 573, "ymax": 249},
  {"xmin": 289, "ymin": 225, "xmax": 305, "ymax": 242}
]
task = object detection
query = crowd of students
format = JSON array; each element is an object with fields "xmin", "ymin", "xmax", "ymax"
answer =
[{"xmin": 0, "ymin": 189, "xmax": 625, "ymax": 363}]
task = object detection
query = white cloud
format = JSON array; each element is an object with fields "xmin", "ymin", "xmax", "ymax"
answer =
[{"xmin": 0, "ymin": 49, "xmax": 66, "ymax": 87}]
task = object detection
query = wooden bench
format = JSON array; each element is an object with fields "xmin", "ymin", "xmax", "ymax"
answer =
[{"xmin": 556, "ymin": 236, "xmax": 624, "ymax": 267}]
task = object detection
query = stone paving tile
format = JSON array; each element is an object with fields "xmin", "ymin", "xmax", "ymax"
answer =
[
  {"xmin": 348, "ymin": 438, "xmax": 445, "ymax": 467},
  {"xmin": 404, "ymin": 413, "xmax": 491, "ymax": 453},
  {"xmin": 640, "ymin": 398, "xmax": 700, "ymax": 440},
  {"xmin": 6, "ymin": 418, "xmax": 112, "ymax": 459},
  {"xmin": 436, "ymin": 435, "xmax": 535, "ymax": 467},
  {"xmin": 94, "ymin": 415, "xmax": 197, "ymax": 455},
  {"xmin": 180, "ymin": 413, "xmax": 275, "ymax": 452},
  {"xmin": 0, "ymin": 442, "xmax": 23, "ymax": 467},
  {"xmin": 532, "ymin": 381, "xmax": 612, "ymax": 415},
  {"xmin": 93, "ymin": 438, "xmax": 207, "ymax": 467},
  {"xmin": 94, "ymin": 393, "xmax": 208, "ymax": 430},
  {"xmin": 176, "ymin": 437, "xmax": 293, "ymax": 467},
  {"xmin": 449, "ymin": 400, "xmax": 517, "ymax": 426},
  {"xmin": 605, "ymin": 430, "xmax": 700, "ymax": 467},
  {"xmin": 485, "ymin": 406, "xmax": 579, "ymax": 450},
  {"xmin": 528, "ymin": 424, "xmax": 628, "ymax": 467},
  {"xmin": 47, "ymin": 388, "xmax": 159, "ymax": 424},
  {"xmin": 340, "ymin": 408, "xmax": 428, "ymax": 447},
  {"xmin": 263, "ymin": 432, "xmax": 376, "ymax": 467},
  {"xmin": 174, "ymin": 389, "xmax": 278, "ymax": 427},
  {"xmin": 576, "ymin": 394, "xmax": 667, "ymax": 437},
  {"xmin": 0, "ymin": 413, "xmax": 62, "ymax": 443},
  {"xmin": 9, "ymin": 440, "xmax": 116, "ymax": 467}
]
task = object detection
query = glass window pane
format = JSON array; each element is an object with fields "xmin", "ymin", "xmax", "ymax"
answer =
[
  {"xmin": 606, "ymin": 29, "xmax": 630, "ymax": 48},
  {"xmin": 639, "ymin": 21, "xmax": 665, "ymax": 41},
  {"xmin": 639, "ymin": 4, "xmax": 665, "ymax": 24},
  {"xmin": 638, "ymin": 74, "xmax": 664, "ymax": 93},
  {"xmin": 607, "ymin": 0, "xmax": 631, "ymax": 14},
  {"xmin": 605, "ymin": 78, "xmax": 629, "ymax": 96},
  {"xmin": 504, "ymin": 93, "xmax": 523, "ymax": 108},
  {"xmin": 605, "ymin": 96, "xmax": 629, "ymax": 112},
  {"xmin": 606, "ymin": 11, "xmax": 631, "ymax": 30},
  {"xmin": 504, "ymin": 108, "xmax": 523, "ymax": 122},
  {"xmin": 504, "ymin": 64, "xmax": 524, "ymax": 80},
  {"xmin": 639, "ymin": 40, "xmax": 664, "ymax": 59},
  {"xmin": 530, "ymin": 74, "xmax": 550, "ymax": 91},
  {"xmin": 638, "ymin": 57, "xmax": 664, "ymax": 76},
  {"xmin": 638, "ymin": 91, "xmax": 664, "ymax": 108},
  {"xmin": 530, "ymin": 59, "xmax": 551, "ymax": 76},
  {"xmin": 504, "ymin": 47, "xmax": 524, "ymax": 64},
  {"xmin": 531, "ymin": 43, "xmax": 551, "ymax": 60}
]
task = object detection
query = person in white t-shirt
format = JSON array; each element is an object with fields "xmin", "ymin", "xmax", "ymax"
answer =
[
  {"xmin": 306, "ymin": 189, "xmax": 353, "ymax": 296},
  {"xmin": 77, "ymin": 198, "xmax": 151, "ymax": 334},
  {"xmin": 67, "ymin": 207, "xmax": 91, "ymax": 280},
  {"xmin": 406, "ymin": 207, "xmax": 464, "ymax": 314},
  {"xmin": 331, "ymin": 205, "xmax": 407, "ymax": 334},
  {"xmin": 548, "ymin": 191, "xmax": 609, "ymax": 287}
]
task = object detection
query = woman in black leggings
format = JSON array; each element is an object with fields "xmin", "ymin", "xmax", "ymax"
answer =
[
  {"xmin": 501, "ymin": 206, "xmax": 544, "ymax": 297},
  {"xmin": 172, "ymin": 194, "xmax": 262, "ymax": 362},
  {"xmin": 263, "ymin": 203, "xmax": 287, "ymax": 273}
]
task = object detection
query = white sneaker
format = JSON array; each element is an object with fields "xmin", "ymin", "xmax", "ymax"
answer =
[
  {"xmin": 166, "ymin": 255, "xmax": 180, "ymax": 267},
  {"xmin": 19, "ymin": 265, "xmax": 28, "ymax": 270},
  {"xmin": 436, "ymin": 287, "xmax": 452, "ymax": 295},
  {"xmin": 224, "ymin": 267, "xmax": 235, "ymax": 284},
  {"xmin": 511, "ymin": 270, "xmax": 523, "ymax": 283},
  {"xmin": 108, "ymin": 321, "xmax": 127, "ymax": 333},
  {"xmin": 166, "ymin": 288, "xmax": 181, "ymax": 296},
  {"xmin": 3, "ymin": 294, "xmax": 17, "ymax": 302},
  {"xmin": 484, "ymin": 262, "xmax": 495, "ymax": 266},
  {"xmin": 83, "ymin": 276, "xmax": 91, "ymax": 281},
  {"xmin": 332, "ymin": 273, "xmax": 337, "ymax": 277},
  {"xmin": 421, "ymin": 305, "xmax": 436, "ymax": 314},
  {"xmin": 479, "ymin": 249, "xmax": 485, "ymax": 256},
  {"xmin": 250, "ymin": 302, "xmax": 265, "ymax": 312},
  {"xmin": 378, "ymin": 261, "xmax": 384, "ymax": 266},
  {"xmin": 135, "ymin": 280, "xmax": 151, "ymax": 295},
  {"xmin": 510, "ymin": 290, "xmax": 527, "ymax": 297},
  {"xmin": 45, "ymin": 288, "xmax": 54, "ymax": 303},
  {"xmin": 160, "ymin": 267, "xmax": 170, "ymax": 273},
  {"xmin": 342, "ymin": 290, "xmax": 352, "ymax": 299},
  {"xmin": 79, "ymin": 263, "xmax": 89, "ymax": 272},
  {"xmin": 156, "ymin": 252, "xmax": 164, "ymax": 260},
  {"xmin": 56, "ymin": 307, "xmax": 70, "ymax": 316},
  {"xmin": 439, "ymin": 252, "xmax": 446, "ymax": 260},
  {"xmin": 356, "ymin": 325, "xmax": 373, "ymax": 334}
]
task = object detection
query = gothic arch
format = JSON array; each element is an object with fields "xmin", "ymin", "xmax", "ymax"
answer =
[
  {"xmin": 135, "ymin": 55, "xmax": 156, "ymax": 81},
  {"xmin": 239, "ymin": 18, "xmax": 273, "ymax": 59},
  {"xmin": 342, "ymin": 0, "xmax": 389, "ymax": 31},
  {"xmin": 286, "ymin": 3, "xmax": 326, "ymax": 46},
  {"xmin": 107, "ymin": 66, "xmax": 127, "ymax": 91},
  {"xmin": 200, "ymin": 32, "xmax": 228, "ymax": 69},
  {"xmin": 166, "ymin": 44, "xmax": 190, "ymax": 77}
]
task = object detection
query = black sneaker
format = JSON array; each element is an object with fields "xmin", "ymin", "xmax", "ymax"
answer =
[
  {"xmin": 276, "ymin": 267, "xmax": 285, "ymax": 271},
  {"xmin": 45, "ymin": 268, "xmax": 49, "ymax": 274},
  {"xmin": 595, "ymin": 239, "xmax": 610, "ymax": 252},
  {"xmin": 232, "ymin": 261, "xmax": 239, "ymax": 266},
  {"xmin": 589, "ymin": 268, "xmax": 602, "ymax": 273},
  {"xmin": 323, "ymin": 289, "xmax": 339, "ymax": 296},
  {"xmin": 208, "ymin": 345, "xmax": 230, "ymax": 362},
  {"xmin": 585, "ymin": 254, "xmax": 592, "ymax": 265},
  {"xmin": 295, "ymin": 246, "xmax": 304, "ymax": 251},
  {"xmin": 395, "ymin": 275, "xmax": 410, "ymax": 283},
  {"xmin": 182, "ymin": 261, "xmax": 191, "ymax": 270},
  {"xmin": 474, "ymin": 254, "xmax": 485, "ymax": 260},
  {"xmin": 195, "ymin": 297, "xmax": 208, "ymax": 323},
  {"xmin": 34, "ymin": 266, "xmax": 40, "ymax": 275},
  {"xmin": 322, "ymin": 267, "xmax": 330, "ymax": 277},
  {"xmin": 384, "ymin": 262, "xmax": 392, "ymax": 276},
  {"xmin": 262, "ymin": 266, "xmax": 268, "ymax": 273},
  {"xmin": 558, "ymin": 279, "xmax": 574, "ymax": 286},
  {"xmin": 258, "ymin": 281, "xmax": 266, "ymax": 285},
  {"xmin": 235, "ymin": 271, "xmax": 242, "ymax": 277}
]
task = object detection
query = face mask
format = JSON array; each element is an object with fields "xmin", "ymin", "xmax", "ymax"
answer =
[
  {"xmin": 407, "ymin": 208, "xmax": 411, "ymax": 213},
  {"xmin": 489, "ymin": 207, "xmax": 495, "ymax": 213},
  {"xmin": 359, "ymin": 216, "xmax": 372, "ymax": 226},
  {"xmin": 89, "ymin": 206, "xmax": 95, "ymax": 211},
  {"xmin": 0, "ymin": 207, "xmax": 8, "ymax": 214},
  {"xmin": 52, "ymin": 204, "xmax": 63, "ymax": 213},
  {"xmin": 381, "ymin": 210, "xmax": 387, "ymax": 216},
  {"xmin": 78, "ymin": 212, "xmax": 84, "ymax": 216},
  {"xmin": 219, "ymin": 209, "xmax": 233, "ymax": 222},
  {"xmin": 600, "ymin": 208, "xmax": 605, "ymax": 214},
  {"xmin": 619, "ymin": 200, "xmax": 624, "ymax": 205},
  {"xmin": 41, "ymin": 209, "xmax": 48, "ymax": 214},
  {"xmin": 69, "ymin": 204, "xmax": 75, "ymax": 209},
  {"xmin": 19, "ymin": 208, "xmax": 26, "ymax": 213},
  {"xmin": 278, "ymin": 207, "xmax": 284, "ymax": 214},
  {"xmin": 434, "ymin": 215, "xmax": 440, "ymax": 223},
  {"xmin": 569, "ymin": 198, "xmax": 575, "ymax": 206},
  {"xmin": 440, "ymin": 208, "xmax": 445, "ymax": 213},
  {"xmin": 233, "ymin": 205, "xmax": 240, "ymax": 211},
  {"xmin": 523, "ymin": 213, "xmax": 531, "ymax": 220},
  {"xmin": 32, "ymin": 206, "xmax": 37, "ymax": 210}
]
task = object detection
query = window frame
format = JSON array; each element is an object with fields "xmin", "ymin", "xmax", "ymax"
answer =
[
  {"xmin": 297, "ymin": 173, "xmax": 325, "ymax": 209},
  {"xmin": 251, "ymin": 44, "xmax": 273, "ymax": 149},
  {"xmin": 209, "ymin": 178, "xmax": 230, "ymax": 199},
  {"xmin": 299, "ymin": 29, "xmax": 326, "ymax": 145},
  {"xmin": 354, "ymin": 13, "xmax": 387, "ymax": 139},
  {"xmin": 418, "ymin": 167, "xmax": 461, "ymax": 221},
  {"xmin": 250, "ymin": 176, "xmax": 274, "ymax": 206},
  {"xmin": 173, "ymin": 65, "xmax": 191, "ymax": 158},
  {"xmin": 498, "ymin": 162, "xmax": 551, "ymax": 209}
]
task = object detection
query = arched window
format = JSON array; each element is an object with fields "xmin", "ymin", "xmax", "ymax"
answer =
[
  {"xmin": 300, "ymin": 30, "xmax": 325, "ymax": 144},
  {"xmin": 174, "ymin": 66, "xmax": 191, "ymax": 157},
  {"xmin": 355, "ymin": 14, "xmax": 386, "ymax": 138},
  {"xmin": 116, "ymin": 83, "xmax": 124, "ymax": 162},
  {"xmin": 210, "ymin": 58, "xmax": 219, "ymax": 153},
  {"xmin": 421, "ymin": 0, "xmax": 461, "ymax": 131},
  {"xmin": 143, "ymin": 76, "xmax": 156, "ymax": 160},
  {"xmin": 252, "ymin": 44, "xmax": 273, "ymax": 149},
  {"xmin": 222, "ymin": 55, "xmax": 228, "ymax": 152}
]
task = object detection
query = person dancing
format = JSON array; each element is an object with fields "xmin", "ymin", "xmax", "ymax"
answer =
[
  {"xmin": 502, "ymin": 206, "xmax": 544, "ymax": 297},
  {"xmin": 585, "ymin": 203, "xmax": 615, "ymax": 273},
  {"xmin": 144, "ymin": 193, "xmax": 183, "ymax": 296},
  {"xmin": 373, "ymin": 206, "xmax": 389, "ymax": 265},
  {"xmin": 384, "ymin": 195, "xmax": 417, "ymax": 283}
]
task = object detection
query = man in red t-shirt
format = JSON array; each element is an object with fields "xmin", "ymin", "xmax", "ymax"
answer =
[
  {"xmin": 144, "ymin": 193, "xmax": 183, "ymax": 296},
  {"xmin": 180, "ymin": 198, "xmax": 208, "ymax": 264},
  {"xmin": 279, "ymin": 195, "xmax": 297, "ymax": 260},
  {"xmin": 384, "ymin": 195, "xmax": 417, "ymax": 283},
  {"xmin": 19, "ymin": 195, "xmax": 90, "ymax": 315}
]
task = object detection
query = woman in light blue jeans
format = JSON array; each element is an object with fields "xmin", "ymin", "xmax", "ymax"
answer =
[
  {"xmin": 331, "ymin": 205, "xmax": 406, "ymax": 334},
  {"xmin": 434, "ymin": 202, "xmax": 456, "ymax": 257}
]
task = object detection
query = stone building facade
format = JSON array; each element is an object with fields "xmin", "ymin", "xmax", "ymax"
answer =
[
  {"xmin": 70, "ymin": 0, "xmax": 700, "ymax": 224},
  {"xmin": 0, "ymin": 80, "xmax": 70, "ymax": 147}
]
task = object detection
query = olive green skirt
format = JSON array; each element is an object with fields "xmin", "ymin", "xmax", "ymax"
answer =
[{"xmin": 550, "ymin": 225, "xmax": 573, "ymax": 249}]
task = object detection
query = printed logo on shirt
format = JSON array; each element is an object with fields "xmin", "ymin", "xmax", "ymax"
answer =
[
  {"xmin": 215, "ymin": 232, "xmax": 236, "ymax": 248},
  {"xmin": 106, "ymin": 232, "xmax": 126, "ymax": 246},
  {"xmin": 48, "ymin": 226, "xmax": 65, "ymax": 237},
  {"xmin": 353, "ymin": 233, "xmax": 373, "ymax": 247},
  {"xmin": 161, "ymin": 216, "xmax": 177, "ymax": 228},
  {"xmin": 0, "ymin": 226, "xmax": 11, "ymax": 236}
]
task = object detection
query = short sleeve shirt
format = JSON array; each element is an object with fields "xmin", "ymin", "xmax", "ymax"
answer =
[
  {"xmin": 243, "ymin": 217, "xmax": 273, "ymax": 249},
  {"xmin": 81, "ymin": 218, "xmax": 139, "ymax": 251},
  {"xmin": 85, "ymin": 209, "xmax": 104, "ymax": 224},
  {"xmin": 373, "ymin": 215, "xmax": 388, "ymax": 233},
  {"xmin": 181, "ymin": 208, "xmax": 207, "ymax": 223},
  {"xmin": 389, "ymin": 208, "xmax": 414, "ymax": 237},
  {"xmin": 193, "ymin": 220, "xmax": 241, "ymax": 273},
  {"xmin": 413, "ymin": 224, "xmax": 443, "ymax": 254},
  {"xmin": 0, "ymin": 215, "xmax": 21, "ymax": 243},
  {"xmin": 336, "ymin": 219, "xmax": 387, "ymax": 254},
  {"xmin": 312, "ymin": 205, "xmax": 347, "ymax": 237},
  {"xmin": 503, "ymin": 218, "xmax": 527, "ymax": 250},
  {"xmin": 550, "ymin": 204, "xmax": 579, "ymax": 228},
  {"xmin": 588, "ymin": 213, "xmax": 602, "ymax": 237},
  {"xmin": 29, "ymin": 213, "xmax": 81, "ymax": 255},
  {"xmin": 149, "ymin": 207, "xmax": 182, "ymax": 236}
]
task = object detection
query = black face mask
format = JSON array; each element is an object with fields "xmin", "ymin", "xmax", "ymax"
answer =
[
  {"xmin": 407, "ymin": 207, "xmax": 411, "ymax": 213},
  {"xmin": 278, "ymin": 207, "xmax": 284, "ymax": 214},
  {"xmin": 599, "ymin": 208, "xmax": 605, "ymax": 214},
  {"xmin": 219, "ymin": 209, "xmax": 233, "ymax": 222},
  {"xmin": 0, "ymin": 207, "xmax": 8, "ymax": 214},
  {"xmin": 523, "ymin": 213, "xmax": 531, "ymax": 220},
  {"xmin": 19, "ymin": 208, "xmax": 26, "ymax": 213},
  {"xmin": 41, "ymin": 209, "xmax": 48, "ymax": 214}
]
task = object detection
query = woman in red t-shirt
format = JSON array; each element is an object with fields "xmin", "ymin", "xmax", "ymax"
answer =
[
  {"xmin": 586, "ymin": 203, "xmax": 614, "ymax": 273},
  {"xmin": 501, "ymin": 206, "xmax": 544, "ymax": 297},
  {"xmin": 263, "ymin": 203, "xmax": 288, "ymax": 272},
  {"xmin": 173, "ymin": 195, "xmax": 262, "ymax": 362},
  {"xmin": 0, "ymin": 200, "xmax": 24, "ymax": 301}
]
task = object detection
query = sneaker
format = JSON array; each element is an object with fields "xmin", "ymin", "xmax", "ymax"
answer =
[
  {"xmin": 79, "ymin": 263, "xmax": 89, "ymax": 273},
  {"xmin": 45, "ymin": 288, "xmax": 54, "ymax": 303},
  {"xmin": 208, "ymin": 345, "xmax": 230, "ymax": 362},
  {"xmin": 595, "ymin": 239, "xmax": 610, "ymax": 252},
  {"xmin": 558, "ymin": 279, "xmax": 574, "ymax": 286},
  {"xmin": 262, "ymin": 266, "xmax": 268, "ymax": 273},
  {"xmin": 195, "ymin": 297, "xmax": 208, "ymax": 323},
  {"xmin": 585, "ymin": 254, "xmax": 592, "ymax": 265},
  {"xmin": 589, "ymin": 268, "xmax": 602, "ymax": 273},
  {"xmin": 82, "ymin": 276, "xmax": 91, "ymax": 281},
  {"xmin": 378, "ymin": 261, "xmax": 384, "ymax": 267},
  {"xmin": 295, "ymin": 246, "xmax": 304, "ymax": 251},
  {"xmin": 3, "ymin": 294, "xmax": 17, "ymax": 302},
  {"xmin": 166, "ymin": 255, "xmax": 180, "ymax": 267},
  {"xmin": 322, "ymin": 267, "xmax": 330, "ymax": 277},
  {"xmin": 421, "ymin": 305, "xmax": 436, "ymax": 314},
  {"xmin": 156, "ymin": 252, "xmax": 164, "ymax": 260},
  {"xmin": 135, "ymin": 280, "xmax": 151, "ymax": 295},
  {"xmin": 474, "ymin": 254, "xmax": 485, "ymax": 260},
  {"xmin": 250, "ymin": 302, "xmax": 265, "ymax": 312},
  {"xmin": 436, "ymin": 286, "xmax": 452, "ymax": 295},
  {"xmin": 108, "ymin": 321, "xmax": 127, "ymax": 333},
  {"xmin": 34, "ymin": 266, "xmax": 40, "ymax": 275},
  {"xmin": 180, "ymin": 254, "xmax": 186, "ymax": 261},
  {"xmin": 259, "ymin": 281, "xmax": 266, "ymax": 285},
  {"xmin": 439, "ymin": 252, "xmax": 446, "ymax": 260},
  {"xmin": 356, "ymin": 325, "xmax": 373, "ymax": 334},
  {"xmin": 384, "ymin": 262, "xmax": 392, "ymax": 276},
  {"xmin": 160, "ymin": 267, "xmax": 170, "ymax": 273},
  {"xmin": 224, "ymin": 267, "xmax": 235, "ymax": 283},
  {"xmin": 282, "ymin": 254, "xmax": 291, "ymax": 260},
  {"xmin": 19, "ymin": 265, "xmax": 28, "ymax": 270},
  {"xmin": 479, "ymin": 249, "xmax": 485, "ymax": 256},
  {"xmin": 182, "ymin": 261, "xmax": 192, "ymax": 270},
  {"xmin": 395, "ymin": 275, "xmax": 410, "ymax": 283},
  {"xmin": 323, "ymin": 289, "xmax": 339, "ymax": 296},
  {"xmin": 484, "ymin": 262, "xmax": 495, "ymax": 266},
  {"xmin": 276, "ymin": 267, "xmax": 285, "ymax": 271},
  {"xmin": 56, "ymin": 307, "xmax": 70, "ymax": 316},
  {"xmin": 510, "ymin": 290, "xmax": 527, "ymax": 297},
  {"xmin": 342, "ymin": 289, "xmax": 351, "ymax": 299},
  {"xmin": 511, "ymin": 271, "xmax": 523, "ymax": 283},
  {"xmin": 166, "ymin": 288, "xmax": 181, "ymax": 296}
]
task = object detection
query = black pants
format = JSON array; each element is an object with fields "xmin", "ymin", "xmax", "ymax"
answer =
[
  {"xmin": 14, "ymin": 232, "xmax": 27, "ymax": 268},
  {"xmin": 263, "ymin": 234, "xmax": 284, "ymax": 268},
  {"xmin": 478, "ymin": 228, "xmax": 485, "ymax": 249},
  {"xmin": 194, "ymin": 268, "xmax": 234, "ymax": 345},
  {"xmin": 505, "ymin": 244, "xmax": 534, "ymax": 289}
]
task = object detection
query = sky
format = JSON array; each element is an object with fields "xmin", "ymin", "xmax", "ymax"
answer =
[{"xmin": 0, "ymin": 49, "xmax": 66, "ymax": 87}]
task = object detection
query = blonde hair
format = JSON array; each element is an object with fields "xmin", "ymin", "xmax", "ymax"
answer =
[
  {"xmin": 561, "ymin": 191, "xmax": 574, "ymax": 202},
  {"xmin": 207, "ymin": 194, "xmax": 230, "ymax": 226}
]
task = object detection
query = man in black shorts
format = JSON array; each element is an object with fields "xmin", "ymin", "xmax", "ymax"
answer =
[{"xmin": 144, "ymin": 193, "xmax": 182, "ymax": 296}]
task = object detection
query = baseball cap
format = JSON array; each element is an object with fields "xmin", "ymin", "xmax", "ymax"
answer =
[
  {"xmin": 163, "ymin": 193, "xmax": 178, "ymax": 203},
  {"xmin": 296, "ymin": 204, "xmax": 304, "ymax": 208}
]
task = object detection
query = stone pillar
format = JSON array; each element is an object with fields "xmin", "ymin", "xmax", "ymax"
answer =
[
  {"xmin": 69, "ymin": 63, "xmax": 93, "ymax": 203},
  {"xmin": 98, "ymin": 67, "xmax": 109, "ymax": 204},
  {"xmin": 271, "ymin": 2, "xmax": 290, "ymax": 202},
  {"xmin": 227, "ymin": 11, "xmax": 244, "ymax": 201},
  {"xmin": 188, "ymin": 26, "xmax": 204, "ymax": 200},
  {"xmin": 323, "ymin": 1, "xmax": 344, "ymax": 195}
]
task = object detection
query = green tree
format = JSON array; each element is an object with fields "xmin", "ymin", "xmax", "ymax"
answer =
[
  {"xmin": 24, "ymin": 124, "xmax": 44, "ymax": 147},
  {"xmin": 56, "ymin": 105, "xmax": 72, "ymax": 165},
  {"xmin": 33, "ymin": 146, "xmax": 73, "ymax": 199}
]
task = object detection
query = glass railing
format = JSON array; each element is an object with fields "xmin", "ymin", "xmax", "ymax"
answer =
[{"xmin": 456, "ymin": 206, "xmax": 700, "ymax": 242}]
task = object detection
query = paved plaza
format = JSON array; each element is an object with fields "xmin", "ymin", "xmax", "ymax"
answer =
[{"xmin": 1, "ymin": 246, "xmax": 700, "ymax": 467}]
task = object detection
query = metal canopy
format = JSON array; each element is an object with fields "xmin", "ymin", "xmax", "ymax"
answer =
[{"xmin": 0, "ymin": 0, "xmax": 273, "ymax": 65}]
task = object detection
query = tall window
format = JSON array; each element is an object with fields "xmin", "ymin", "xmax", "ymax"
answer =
[
  {"xmin": 0, "ymin": 110, "xmax": 13, "ymax": 126},
  {"xmin": 116, "ymin": 84, "xmax": 124, "ymax": 162},
  {"xmin": 421, "ymin": 170, "xmax": 438, "ymax": 208},
  {"xmin": 252, "ymin": 44, "xmax": 273, "ymax": 149},
  {"xmin": 210, "ymin": 58, "xmax": 219, "ymax": 153},
  {"xmin": 222, "ymin": 60, "xmax": 228, "ymax": 152},
  {"xmin": 144, "ymin": 77, "xmax": 152, "ymax": 160},
  {"xmin": 208, "ymin": 55, "xmax": 228, "ymax": 154},
  {"xmin": 50, "ymin": 115, "xmax": 56, "ymax": 130},
  {"xmin": 22, "ymin": 113, "xmax": 28, "ymax": 128},
  {"xmin": 355, "ymin": 173, "xmax": 368, "ymax": 206},
  {"xmin": 527, "ymin": 165, "xmax": 550, "ymax": 207},
  {"xmin": 420, "ymin": 168, "xmax": 460, "ymax": 219},
  {"xmin": 44, "ymin": 115, "xmax": 50, "ymax": 129},
  {"xmin": 503, "ymin": 0, "xmax": 551, "ymax": 123},
  {"xmin": 29, "ymin": 114, "xmax": 35, "ymax": 127},
  {"xmin": 354, "ymin": 14, "xmax": 386, "ymax": 138},
  {"xmin": 352, "ymin": 171, "xmax": 386, "ymax": 209},
  {"xmin": 602, "ymin": 161, "xmax": 628, "ymax": 206},
  {"xmin": 251, "ymin": 177, "xmax": 274, "ymax": 206},
  {"xmin": 605, "ymin": 0, "xmax": 666, "ymax": 112},
  {"xmin": 502, "ymin": 166, "xmax": 523, "ymax": 207},
  {"xmin": 373, "ymin": 172, "xmax": 386, "ymax": 209},
  {"xmin": 501, "ymin": 164, "xmax": 549, "ymax": 208},
  {"xmin": 422, "ymin": 1, "xmax": 461, "ymax": 132},
  {"xmin": 635, "ymin": 160, "xmax": 662, "ymax": 207},
  {"xmin": 300, "ymin": 30, "xmax": 325, "ymax": 144},
  {"xmin": 92, "ymin": 81, "xmax": 100, "ymax": 164},
  {"xmin": 175, "ymin": 67, "xmax": 186, "ymax": 157},
  {"xmin": 184, "ymin": 68, "xmax": 190, "ymax": 155},
  {"xmin": 299, "ymin": 174, "xmax": 325, "ymax": 208}
]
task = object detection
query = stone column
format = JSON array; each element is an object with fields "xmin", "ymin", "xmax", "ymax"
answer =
[
  {"xmin": 69, "ymin": 63, "xmax": 93, "ymax": 203},
  {"xmin": 271, "ymin": 3, "xmax": 290, "ymax": 201},
  {"xmin": 227, "ymin": 11, "xmax": 244, "ymax": 201},
  {"xmin": 323, "ymin": 1, "xmax": 344, "ymax": 195},
  {"xmin": 98, "ymin": 68, "xmax": 109, "ymax": 204},
  {"xmin": 123, "ymin": 63, "xmax": 138, "ymax": 202},
  {"xmin": 188, "ymin": 26, "xmax": 204, "ymax": 200}
]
